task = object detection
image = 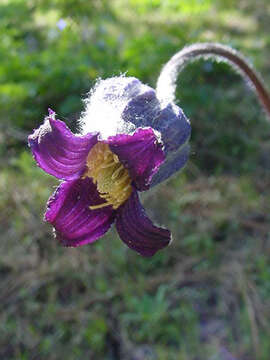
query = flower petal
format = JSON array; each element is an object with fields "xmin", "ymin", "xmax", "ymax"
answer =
[
  {"xmin": 45, "ymin": 178, "xmax": 115, "ymax": 247},
  {"xmin": 121, "ymin": 88, "xmax": 160, "ymax": 128},
  {"xmin": 115, "ymin": 190, "xmax": 171, "ymax": 257},
  {"xmin": 123, "ymin": 97, "xmax": 191, "ymax": 186},
  {"xmin": 28, "ymin": 113, "xmax": 98, "ymax": 180},
  {"xmin": 106, "ymin": 128, "xmax": 165, "ymax": 191},
  {"xmin": 122, "ymin": 89, "xmax": 190, "ymax": 153},
  {"xmin": 153, "ymin": 103, "xmax": 191, "ymax": 153},
  {"xmin": 150, "ymin": 142, "xmax": 190, "ymax": 187}
]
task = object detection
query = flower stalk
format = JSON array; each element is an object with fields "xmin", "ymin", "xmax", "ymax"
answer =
[{"xmin": 156, "ymin": 43, "xmax": 270, "ymax": 118}]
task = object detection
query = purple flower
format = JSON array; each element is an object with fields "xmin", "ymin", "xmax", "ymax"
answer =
[
  {"xmin": 28, "ymin": 76, "xmax": 190, "ymax": 256},
  {"xmin": 57, "ymin": 19, "xmax": 67, "ymax": 31}
]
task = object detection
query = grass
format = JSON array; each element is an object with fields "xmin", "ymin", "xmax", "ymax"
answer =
[{"xmin": 1, "ymin": 0, "xmax": 270, "ymax": 359}]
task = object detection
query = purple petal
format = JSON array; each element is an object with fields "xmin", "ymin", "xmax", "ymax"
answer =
[
  {"xmin": 121, "ymin": 88, "xmax": 160, "ymax": 128},
  {"xmin": 28, "ymin": 114, "xmax": 98, "ymax": 180},
  {"xmin": 45, "ymin": 178, "xmax": 115, "ymax": 247},
  {"xmin": 106, "ymin": 128, "xmax": 165, "ymax": 191},
  {"xmin": 154, "ymin": 103, "xmax": 191, "ymax": 153},
  {"xmin": 116, "ymin": 191, "xmax": 171, "ymax": 257},
  {"xmin": 122, "ymin": 88, "xmax": 190, "ymax": 153},
  {"xmin": 150, "ymin": 142, "xmax": 190, "ymax": 187}
]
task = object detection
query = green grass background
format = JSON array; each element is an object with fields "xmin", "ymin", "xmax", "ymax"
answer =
[{"xmin": 0, "ymin": 0, "xmax": 270, "ymax": 359}]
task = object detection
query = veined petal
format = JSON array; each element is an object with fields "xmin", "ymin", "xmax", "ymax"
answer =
[
  {"xmin": 45, "ymin": 178, "xmax": 115, "ymax": 247},
  {"xmin": 28, "ymin": 113, "xmax": 98, "ymax": 180},
  {"xmin": 115, "ymin": 190, "xmax": 171, "ymax": 257},
  {"xmin": 106, "ymin": 128, "xmax": 165, "ymax": 191}
]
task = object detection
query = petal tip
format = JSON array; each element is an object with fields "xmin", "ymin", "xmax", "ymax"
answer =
[
  {"xmin": 48, "ymin": 108, "xmax": 56, "ymax": 117},
  {"xmin": 116, "ymin": 190, "xmax": 171, "ymax": 257}
]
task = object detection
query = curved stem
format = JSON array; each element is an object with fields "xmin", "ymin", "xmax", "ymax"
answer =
[{"xmin": 156, "ymin": 43, "xmax": 270, "ymax": 118}]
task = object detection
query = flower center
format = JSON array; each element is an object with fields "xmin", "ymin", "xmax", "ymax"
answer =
[{"xmin": 84, "ymin": 142, "xmax": 132, "ymax": 210}]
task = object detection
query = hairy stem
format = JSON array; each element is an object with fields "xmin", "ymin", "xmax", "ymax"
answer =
[{"xmin": 156, "ymin": 43, "xmax": 270, "ymax": 118}]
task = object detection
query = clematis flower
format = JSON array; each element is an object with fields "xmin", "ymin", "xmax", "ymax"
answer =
[{"xmin": 28, "ymin": 76, "xmax": 190, "ymax": 256}]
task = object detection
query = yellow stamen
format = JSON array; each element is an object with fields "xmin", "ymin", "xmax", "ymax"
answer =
[
  {"xmin": 113, "ymin": 154, "xmax": 119, "ymax": 163},
  {"xmin": 83, "ymin": 143, "xmax": 132, "ymax": 210},
  {"xmin": 111, "ymin": 165, "xmax": 124, "ymax": 180},
  {"xmin": 116, "ymin": 173, "xmax": 130, "ymax": 185},
  {"xmin": 89, "ymin": 202, "xmax": 112, "ymax": 210},
  {"xmin": 101, "ymin": 161, "xmax": 116, "ymax": 169}
]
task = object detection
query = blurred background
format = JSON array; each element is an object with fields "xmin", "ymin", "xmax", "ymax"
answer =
[{"xmin": 1, "ymin": 0, "xmax": 270, "ymax": 359}]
